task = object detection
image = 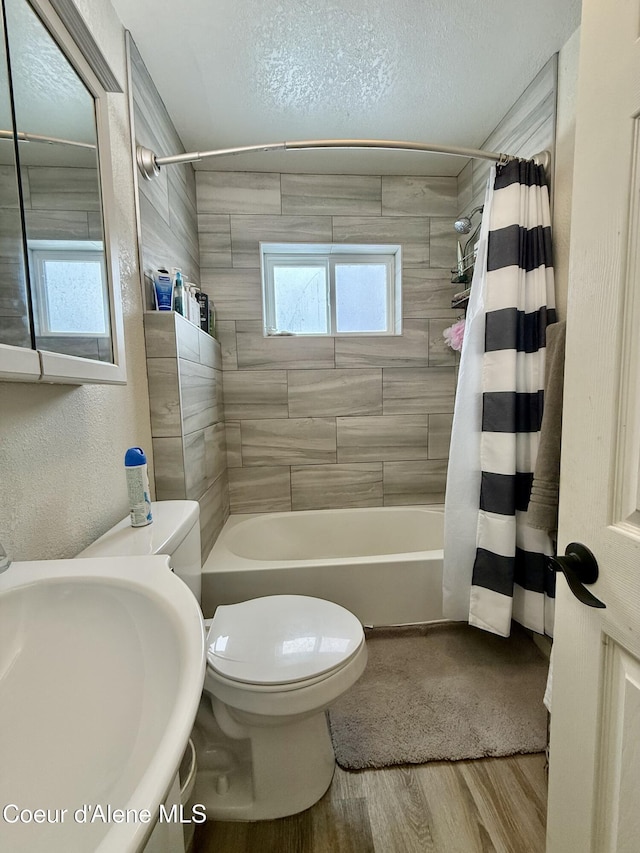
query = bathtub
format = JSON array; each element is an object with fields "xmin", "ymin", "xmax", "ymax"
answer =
[{"xmin": 201, "ymin": 506, "xmax": 444, "ymax": 626}]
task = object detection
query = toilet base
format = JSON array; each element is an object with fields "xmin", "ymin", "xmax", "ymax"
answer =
[{"xmin": 192, "ymin": 702, "xmax": 336, "ymax": 821}]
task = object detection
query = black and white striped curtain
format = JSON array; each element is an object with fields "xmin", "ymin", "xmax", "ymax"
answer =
[{"xmin": 468, "ymin": 159, "xmax": 556, "ymax": 637}]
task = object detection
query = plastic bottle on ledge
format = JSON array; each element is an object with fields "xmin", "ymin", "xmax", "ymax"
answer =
[
  {"xmin": 182, "ymin": 282, "xmax": 190, "ymax": 322},
  {"xmin": 209, "ymin": 302, "xmax": 216, "ymax": 339},
  {"xmin": 186, "ymin": 283, "xmax": 199, "ymax": 325},
  {"xmin": 172, "ymin": 268, "xmax": 184, "ymax": 316},
  {"xmin": 192, "ymin": 285, "xmax": 202, "ymax": 326},
  {"xmin": 183, "ymin": 283, "xmax": 192, "ymax": 322},
  {"xmin": 193, "ymin": 287, "xmax": 201, "ymax": 324},
  {"xmin": 153, "ymin": 267, "xmax": 173, "ymax": 310},
  {"xmin": 124, "ymin": 447, "xmax": 153, "ymax": 527},
  {"xmin": 196, "ymin": 290, "xmax": 209, "ymax": 333}
]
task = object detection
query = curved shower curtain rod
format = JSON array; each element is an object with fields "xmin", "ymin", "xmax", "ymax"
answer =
[
  {"xmin": 0, "ymin": 129, "xmax": 96, "ymax": 150},
  {"xmin": 136, "ymin": 138, "xmax": 551, "ymax": 181}
]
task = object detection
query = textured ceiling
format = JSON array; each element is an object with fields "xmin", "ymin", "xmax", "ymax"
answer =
[{"xmin": 112, "ymin": 0, "xmax": 581, "ymax": 176}]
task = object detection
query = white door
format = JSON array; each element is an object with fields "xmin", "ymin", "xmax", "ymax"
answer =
[{"xmin": 546, "ymin": 0, "xmax": 640, "ymax": 851}]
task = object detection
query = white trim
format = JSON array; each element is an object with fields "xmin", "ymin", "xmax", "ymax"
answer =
[
  {"xmin": 263, "ymin": 254, "xmax": 330, "ymax": 335},
  {"xmin": 260, "ymin": 242, "xmax": 401, "ymax": 337},
  {"xmin": 29, "ymin": 247, "xmax": 110, "ymax": 338},
  {"xmin": 0, "ymin": 343, "xmax": 41, "ymax": 382},
  {"xmin": 0, "ymin": 0, "xmax": 127, "ymax": 384}
]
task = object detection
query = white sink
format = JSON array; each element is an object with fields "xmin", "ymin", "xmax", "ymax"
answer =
[{"xmin": 0, "ymin": 556, "xmax": 205, "ymax": 853}]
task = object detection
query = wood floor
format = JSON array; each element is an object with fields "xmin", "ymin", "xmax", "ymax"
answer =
[{"xmin": 193, "ymin": 753, "xmax": 547, "ymax": 853}]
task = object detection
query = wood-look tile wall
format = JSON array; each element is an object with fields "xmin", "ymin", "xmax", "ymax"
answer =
[
  {"xmin": 196, "ymin": 171, "xmax": 461, "ymax": 513},
  {"xmin": 129, "ymin": 34, "xmax": 229, "ymax": 560},
  {"xmin": 127, "ymin": 34, "xmax": 200, "ymax": 306},
  {"xmin": 144, "ymin": 312, "xmax": 229, "ymax": 560},
  {"xmin": 129, "ymin": 38, "xmax": 557, "ymax": 526}
]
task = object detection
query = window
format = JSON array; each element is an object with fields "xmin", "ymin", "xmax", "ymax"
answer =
[
  {"xmin": 28, "ymin": 241, "xmax": 110, "ymax": 337},
  {"xmin": 261, "ymin": 243, "xmax": 402, "ymax": 336}
]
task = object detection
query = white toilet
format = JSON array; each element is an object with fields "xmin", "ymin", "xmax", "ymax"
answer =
[{"xmin": 79, "ymin": 500, "xmax": 367, "ymax": 821}]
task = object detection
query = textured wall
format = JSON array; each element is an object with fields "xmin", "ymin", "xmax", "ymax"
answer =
[
  {"xmin": 196, "ymin": 171, "xmax": 461, "ymax": 512},
  {"xmin": 0, "ymin": 0, "xmax": 153, "ymax": 561}
]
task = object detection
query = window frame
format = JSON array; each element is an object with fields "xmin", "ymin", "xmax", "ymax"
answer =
[
  {"xmin": 260, "ymin": 242, "xmax": 402, "ymax": 337},
  {"xmin": 28, "ymin": 241, "xmax": 110, "ymax": 338}
]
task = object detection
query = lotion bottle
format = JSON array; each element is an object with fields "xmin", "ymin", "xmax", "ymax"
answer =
[{"xmin": 172, "ymin": 268, "xmax": 184, "ymax": 315}]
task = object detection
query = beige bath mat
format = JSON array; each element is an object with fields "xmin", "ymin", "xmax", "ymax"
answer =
[{"xmin": 328, "ymin": 622, "xmax": 548, "ymax": 770}]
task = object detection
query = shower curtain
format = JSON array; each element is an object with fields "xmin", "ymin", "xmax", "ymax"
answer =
[{"xmin": 443, "ymin": 159, "xmax": 556, "ymax": 638}]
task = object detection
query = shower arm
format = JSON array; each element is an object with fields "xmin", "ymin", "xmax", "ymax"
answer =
[{"xmin": 135, "ymin": 138, "xmax": 551, "ymax": 182}]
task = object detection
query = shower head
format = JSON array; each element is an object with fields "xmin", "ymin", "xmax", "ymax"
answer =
[
  {"xmin": 454, "ymin": 205, "xmax": 484, "ymax": 234},
  {"xmin": 454, "ymin": 218, "xmax": 472, "ymax": 234}
]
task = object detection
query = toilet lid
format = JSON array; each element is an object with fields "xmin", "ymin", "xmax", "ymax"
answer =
[{"xmin": 206, "ymin": 595, "xmax": 364, "ymax": 685}]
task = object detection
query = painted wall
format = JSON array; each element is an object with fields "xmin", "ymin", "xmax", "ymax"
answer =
[
  {"xmin": 196, "ymin": 172, "xmax": 461, "ymax": 512},
  {"xmin": 552, "ymin": 29, "xmax": 580, "ymax": 321},
  {"xmin": 0, "ymin": 0, "xmax": 153, "ymax": 560}
]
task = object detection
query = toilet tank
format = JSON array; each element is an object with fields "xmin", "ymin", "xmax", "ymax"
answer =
[{"xmin": 78, "ymin": 500, "xmax": 202, "ymax": 604}]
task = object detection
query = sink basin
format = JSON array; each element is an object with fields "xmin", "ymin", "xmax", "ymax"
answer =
[{"xmin": 0, "ymin": 555, "xmax": 205, "ymax": 853}]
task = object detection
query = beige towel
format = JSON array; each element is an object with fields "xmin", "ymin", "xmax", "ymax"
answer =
[{"xmin": 528, "ymin": 321, "xmax": 566, "ymax": 534}]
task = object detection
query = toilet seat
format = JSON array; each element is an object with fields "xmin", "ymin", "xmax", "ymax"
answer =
[
  {"xmin": 206, "ymin": 594, "xmax": 364, "ymax": 687},
  {"xmin": 206, "ymin": 643, "xmax": 365, "ymax": 693}
]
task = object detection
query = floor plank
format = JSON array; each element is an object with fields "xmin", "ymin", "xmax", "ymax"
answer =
[
  {"xmin": 458, "ymin": 756, "xmax": 547, "ymax": 853},
  {"xmin": 193, "ymin": 754, "xmax": 547, "ymax": 853},
  {"xmin": 360, "ymin": 765, "xmax": 437, "ymax": 853},
  {"xmin": 414, "ymin": 761, "xmax": 496, "ymax": 853},
  {"xmin": 311, "ymin": 796, "xmax": 375, "ymax": 853}
]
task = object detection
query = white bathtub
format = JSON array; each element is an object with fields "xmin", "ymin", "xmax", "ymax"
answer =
[{"xmin": 201, "ymin": 506, "xmax": 444, "ymax": 626}]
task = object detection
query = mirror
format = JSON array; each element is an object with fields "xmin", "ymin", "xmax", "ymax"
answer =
[
  {"xmin": 0, "ymin": 3, "xmax": 31, "ymax": 351},
  {"xmin": 0, "ymin": 0, "xmax": 126, "ymax": 383}
]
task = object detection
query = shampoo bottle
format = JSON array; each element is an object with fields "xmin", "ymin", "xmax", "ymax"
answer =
[
  {"xmin": 191, "ymin": 286, "xmax": 201, "ymax": 324},
  {"xmin": 124, "ymin": 447, "xmax": 153, "ymax": 527},
  {"xmin": 153, "ymin": 268, "xmax": 174, "ymax": 311},
  {"xmin": 186, "ymin": 284, "xmax": 198, "ymax": 323},
  {"xmin": 196, "ymin": 290, "xmax": 209, "ymax": 333},
  {"xmin": 209, "ymin": 301, "xmax": 216, "ymax": 338},
  {"xmin": 184, "ymin": 283, "xmax": 193, "ymax": 322}
]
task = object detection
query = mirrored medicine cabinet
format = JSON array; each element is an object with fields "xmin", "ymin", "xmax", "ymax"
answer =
[{"xmin": 0, "ymin": 0, "xmax": 127, "ymax": 383}]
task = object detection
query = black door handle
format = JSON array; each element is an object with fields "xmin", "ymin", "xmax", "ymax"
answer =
[{"xmin": 549, "ymin": 542, "xmax": 606, "ymax": 609}]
